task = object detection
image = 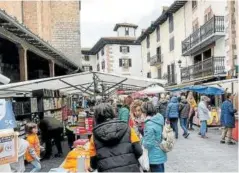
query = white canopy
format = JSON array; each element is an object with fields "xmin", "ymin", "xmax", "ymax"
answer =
[
  {"xmin": 141, "ymin": 85, "xmax": 165, "ymax": 94},
  {"xmin": 0, "ymin": 71, "xmax": 167, "ymax": 98}
]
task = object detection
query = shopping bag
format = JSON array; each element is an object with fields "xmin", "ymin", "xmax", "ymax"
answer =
[
  {"xmin": 138, "ymin": 145, "xmax": 150, "ymax": 171},
  {"xmin": 159, "ymin": 123, "xmax": 175, "ymax": 153}
]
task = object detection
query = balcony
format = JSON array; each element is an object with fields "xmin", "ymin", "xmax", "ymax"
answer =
[
  {"xmin": 182, "ymin": 16, "xmax": 225, "ymax": 56},
  {"xmin": 150, "ymin": 54, "xmax": 163, "ymax": 66},
  {"xmin": 181, "ymin": 56, "xmax": 226, "ymax": 82}
]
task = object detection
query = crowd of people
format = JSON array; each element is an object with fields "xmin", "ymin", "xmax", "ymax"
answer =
[{"xmin": 9, "ymin": 92, "xmax": 237, "ymax": 173}]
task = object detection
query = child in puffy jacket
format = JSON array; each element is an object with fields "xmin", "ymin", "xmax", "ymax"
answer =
[{"xmin": 25, "ymin": 123, "xmax": 41, "ymax": 173}]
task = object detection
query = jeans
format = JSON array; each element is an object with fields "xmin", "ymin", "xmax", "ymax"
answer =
[
  {"xmin": 30, "ymin": 160, "xmax": 41, "ymax": 173},
  {"xmin": 188, "ymin": 110, "xmax": 195, "ymax": 129},
  {"xmin": 200, "ymin": 120, "xmax": 207, "ymax": 137},
  {"xmin": 150, "ymin": 164, "xmax": 165, "ymax": 172},
  {"xmin": 221, "ymin": 127, "xmax": 233, "ymax": 142},
  {"xmin": 180, "ymin": 118, "xmax": 188, "ymax": 135},
  {"xmin": 170, "ymin": 118, "xmax": 178, "ymax": 138}
]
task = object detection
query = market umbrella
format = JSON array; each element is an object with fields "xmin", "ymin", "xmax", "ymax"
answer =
[{"xmin": 141, "ymin": 85, "xmax": 165, "ymax": 94}]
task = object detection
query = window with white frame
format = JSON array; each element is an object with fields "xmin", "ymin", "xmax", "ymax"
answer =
[
  {"xmin": 119, "ymin": 58, "xmax": 132, "ymax": 68},
  {"xmin": 83, "ymin": 66, "xmax": 92, "ymax": 71},
  {"xmin": 125, "ymin": 28, "xmax": 129, "ymax": 36},
  {"xmin": 120, "ymin": 46, "xmax": 130, "ymax": 54},
  {"xmin": 84, "ymin": 55, "xmax": 90, "ymax": 61}
]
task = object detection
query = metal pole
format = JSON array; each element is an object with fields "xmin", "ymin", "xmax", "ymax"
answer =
[{"xmin": 93, "ymin": 73, "xmax": 97, "ymax": 100}]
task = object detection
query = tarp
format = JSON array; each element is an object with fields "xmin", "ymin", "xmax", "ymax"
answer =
[
  {"xmin": 141, "ymin": 85, "xmax": 165, "ymax": 94},
  {"xmin": 0, "ymin": 71, "xmax": 167, "ymax": 98},
  {"xmin": 168, "ymin": 85, "xmax": 224, "ymax": 95}
]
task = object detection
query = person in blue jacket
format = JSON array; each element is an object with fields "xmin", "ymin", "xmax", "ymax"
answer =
[
  {"xmin": 166, "ymin": 96, "xmax": 179, "ymax": 139},
  {"xmin": 220, "ymin": 93, "xmax": 237, "ymax": 145},
  {"xmin": 142, "ymin": 102, "xmax": 167, "ymax": 172},
  {"xmin": 118, "ymin": 96, "xmax": 133, "ymax": 123}
]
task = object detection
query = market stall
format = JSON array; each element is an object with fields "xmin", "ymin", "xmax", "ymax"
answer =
[{"xmin": 0, "ymin": 71, "xmax": 166, "ymax": 171}]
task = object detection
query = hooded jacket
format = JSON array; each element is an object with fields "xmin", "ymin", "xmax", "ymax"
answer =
[
  {"xmin": 118, "ymin": 107, "xmax": 130, "ymax": 123},
  {"xmin": 220, "ymin": 100, "xmax": 236, "ymax": 128},
  {"xmin": 198, "ymin": 101, "xmax": 210, "ymax": 121},
  {"xmin": 157, "ymin": 99, "xmax": 168, "ymax": 117},
  {"xmin": 166, "ymin": 97, "xmax": 179, "ymax": 119},
  {"xmin": 89, "ymin": 120, "xmax": 142, "ymax": 172},
  {"xmin": 179, "ymin": 99, "xmax": 191, "ymax": 118},
  {"xmin": 143, "ymin": 114, "xmax": 167, "ymax": 164}
]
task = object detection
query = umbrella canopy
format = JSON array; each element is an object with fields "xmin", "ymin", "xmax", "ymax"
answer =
[
  {"xmin": 142, "ymin": 85, "xmax": 165, "ymax": 94},
  {"xmin": 168, "ymin": 85, "xmax": 224, "ymax": 95}
]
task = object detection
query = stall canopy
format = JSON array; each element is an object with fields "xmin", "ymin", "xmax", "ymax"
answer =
[
  {"xmin": 0, "ymin": 71, "xmax": 167, "ymax": 98},
  {"xmin": 168, "ymin": 85, "xmax": 224, "ymax": 95},
  {"xmin": 141, "ymin": 85, "xmax": 165, "ymax": 94}
]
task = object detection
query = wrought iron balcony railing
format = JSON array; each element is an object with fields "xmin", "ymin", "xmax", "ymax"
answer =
[
  {"xmin": 182, "ymin": 16, "xmax": 225, "ymax": 56},
  {"xmin": 181, "ymin": 56, "xmax": 226, "ymax": 82},
  {"xmin": 150, "ymin": 54, "xmax": 163, "ymax": 66}
]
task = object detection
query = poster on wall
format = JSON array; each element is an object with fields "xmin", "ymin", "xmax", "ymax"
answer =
[{"xmin": 0, "ymin": 130, "xmax": 18, "ymax": 165}]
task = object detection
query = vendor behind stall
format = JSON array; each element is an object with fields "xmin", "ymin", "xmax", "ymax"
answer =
[{"xmin": 38, "ymin": 115, "xmax": 63, "ymax": 159}]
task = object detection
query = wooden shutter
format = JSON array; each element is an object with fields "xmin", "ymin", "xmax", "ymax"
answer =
[
  {"xmin": 119, "ymin": 59, "xmax": 122, "ymax": 67},
  {"xmin": 171, "ymin": 63, "xmax": 175, "ymax": 84},
  {"xmin": 127, "ymin": 46, "xmax": 130, "ymax": 53},
  {"xmin": 129, "ymin": 59, "xmax": 132, "ymax": 67},
  {"xmin": 120, "ymin": 46, "xmax": 122, "ymax": 52},
  {"xmin": 167, "ymin": 65, "xmax": 171, "ymax": 83},
  {"xmin": 90, "ymin": 66, "xmax": 93, "ymax": 71}
]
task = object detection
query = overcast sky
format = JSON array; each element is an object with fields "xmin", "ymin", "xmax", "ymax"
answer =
[{"xmin": 81, "ymin": 0, "xmax": 174, "ymax": 48}]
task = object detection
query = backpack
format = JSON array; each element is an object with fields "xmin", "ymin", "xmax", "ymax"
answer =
[{"xmin": 159, "ymin": 123, "xmax": 175, "ymax": 153}]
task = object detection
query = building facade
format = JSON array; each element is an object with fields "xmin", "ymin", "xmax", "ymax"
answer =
[
  {"xmin": 0, "ymin": 1, "xmax": 81, "ymax": 83},
  {"xmin": 0, "ymin": 1, "xmax": 81, "ymax": 66},
  {"xmin": 138, "ymin": 0, "xmax": 231, "ymax": 87},
  {"xmin": 82, "ymin": 23, "xmax": 142, "ymax": 77}
]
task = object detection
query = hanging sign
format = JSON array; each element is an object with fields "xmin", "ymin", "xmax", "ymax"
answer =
[{"xmin": 0, "ymin": 130, "xmax": 18, "ymax": 165}]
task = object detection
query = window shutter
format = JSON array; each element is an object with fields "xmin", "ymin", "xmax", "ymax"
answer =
[
  {"xmin": 129, "ymin": 59, "xmax": 132, "ymax": 67},
  {"xmin": 171, "ymin": 63, "xmax": 175, "ymax": 84},
  {"xmin": 167, "ymin": 65, "xmax": 171, "ymax": 83},
  {"xmin": 127, "ymin": 46, "xmax": 130, "ymax": 52},
  {"xmin": 90, "ymin": 66, "xmax": 93, "ymax": 71},
  {"xmin": 120, "ymin": 46, "xmax": 122, "ymax": 52},
  {"xmin": 119, "ymin": 59, "xmax": 122, "ymax": 67}
]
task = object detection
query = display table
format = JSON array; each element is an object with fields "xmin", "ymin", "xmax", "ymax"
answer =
[
  {"xmin": 193, "ymin": 108, "xmax": 220, "ymax": 126},
  {"xmin": 232, "ymin": 115, "xmax": 238, "ymax": 141}
]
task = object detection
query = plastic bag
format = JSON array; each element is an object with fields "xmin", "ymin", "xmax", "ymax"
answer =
[
  {"xmin": 159, "ymin": 123, "xmax": 175, "ymax": 153},
  {"xmin": 138, "ymin": 145, "xmax": 150, "ymax": 171}
]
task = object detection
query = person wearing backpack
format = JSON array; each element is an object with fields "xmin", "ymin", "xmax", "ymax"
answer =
[
  {"xmin": 166, "ymin": 96, "xmax": 179, "ymax": 139},
  {"xmin": 142, "ymin": 102, "xmax": 167, "ymax": 172},
  {"xmin": 179, "ymin": 96, "xmax": 190, "ymax": 138}
]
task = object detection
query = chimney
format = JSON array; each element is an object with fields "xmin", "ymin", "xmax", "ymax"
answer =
[{"xmin": 162, "ymin": 6, "xmax": 169, "ymax": 13}]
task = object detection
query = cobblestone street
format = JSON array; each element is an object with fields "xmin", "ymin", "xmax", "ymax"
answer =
[{"xmin": 166, "ymin": 127, "xmax": 238, "ymax": 172}]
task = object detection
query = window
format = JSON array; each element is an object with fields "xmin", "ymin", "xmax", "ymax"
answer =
[
  {"xmin": 101, "ymin": 48, "xmax": 104, "ymax": 56},
  {"xmin": 169, "ymin": 37, "xmax": 174, "ymax": 51},
  {"xmin": 192, "ymin": 1, "xmax": 197, "ymax": 9},
  {"xmin": 84, "ymin": 55, "xmax": 90, "ymax": 61},
  {"xmin": 146, "ymin": 35, "xmax": 150, "ymax": 48},
  {"xmin": 158, "ymin": 68, "xmax": 162, "ymax": 79},
  {"xmin": 125, "ymin": 28, "xmax": 129, "ymax": 36},
  {"xmin": 101, "ymin": 60, "xmax": 105, "ymax": 69},
  {"xmin": 119, "ymin": 59, "xmax": 132, "ymax": 68},
  {"xmin": 147, "ymin": 72, "xmax": 151, "ymax": 78},
  {"xmin": 97, "ymin": 63, "xmax": 100, "ymax": 71},
  {"xmin": 83, "ymin": 66, "xmax": 92, "ymax": 72},
  {"xmin": 204, "ymin": 7, "xmax": 213, "ymax": 23},
  {"xmin": 120, "ymin": 46, "xmax": 130, "ymax": 53},
  {"xmin": 169, "ymin": 14, "xmax": 174, "ymax": 33},
  {"xmin": 192, "ymin": 19, "xmax": 199, "ymax": 32},
  {"xmin": 97, "ymin": 53, "xmax": 99, "ymax": 60},
  {"xmin": 147, "ymin": 52, "xmax": 150, "ymax": 62},
  {"xmin": 156, "ymin": 26, "xmax": 160, "ymax": 42}
]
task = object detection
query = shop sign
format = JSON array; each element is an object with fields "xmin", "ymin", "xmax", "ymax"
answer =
[{"xmin": 0, "ymin": 130, "xmax": 18, "ymax": 165}]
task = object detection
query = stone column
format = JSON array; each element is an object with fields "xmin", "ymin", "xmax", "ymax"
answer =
[
  {"xmin": 49, "ymin": 60, "xmax": 55, "ymax": 77},
  {"xmin": 18, "ymin": 46, "xmax": 28, "ymax": 81}
]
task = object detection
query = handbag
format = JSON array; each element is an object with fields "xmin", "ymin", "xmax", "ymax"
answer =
[{"xmin": 138, "ymin": 144, "xmax": 150, "ymax": 171}]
